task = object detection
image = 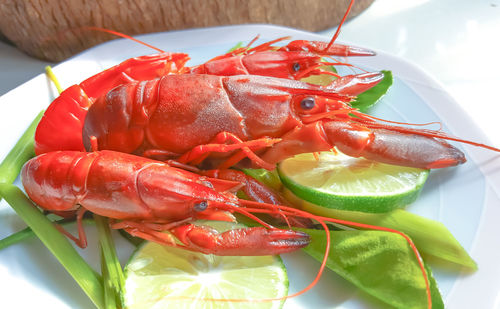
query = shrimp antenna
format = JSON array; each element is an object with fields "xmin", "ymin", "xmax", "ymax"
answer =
[
  {"xmin": 325, "ymin": 0, "xmax": 355, "ymax": 51},
  {"xmin": 83, "ymin": 26, "xmax": 165, "ymax": 53}
]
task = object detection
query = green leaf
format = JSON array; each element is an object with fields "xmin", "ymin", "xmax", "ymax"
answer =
[
  {"xmin": 244, "ymin": 168, "xmax": 477, "ymax": 271},
  {"xmin": 351, "ymin": 70, "xmax": 393, "ymax": 112},
  {"xmin": 0, "ymin": 184, "xmax": 104, "ymax": 308},
  {"xmin": 325, "ymin": 64, "xmax": 338, "ymax": 74},
  {"xmin": 425, "ymin": 262, "xmax": 444, "ymax": 309},
  {"xmin": 304, "ymin": 203, "xmax": 477, "ymax": 271},
  {"xmin": 284, "ymin": 189, "xmax": 477, "ymax": 271},
  {"xmin": 300, "ymin": 229, "xmax": 442, "ymax": 309}
]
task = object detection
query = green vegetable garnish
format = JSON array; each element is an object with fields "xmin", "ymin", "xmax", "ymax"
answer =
[
  {"xmin": 351, "ymin": 70, "xmax": 393, "ymax": 112},
  {"xmin": 0, "ymin": 110, "xmax": 43, "ymax": 186},
  {"xmin": 300, "ymin": 229, "xmax": 443, "ymax": 309},
  {"xmin": 0, "ymin": 184, "xmax": 104, "ymax": 309},
  {"xmin": 95, "ymin": 215, "xmax": 125, "ymax": 309},
  {"xmin": 291, "ymin": 190, "xmax": 476, "ymax": 270},
  {"xmin": 246, "ymin": 162, "xmax": 476, "ymax": 270},
  {"xmin": 0, "ymin": 218, "xmax": 93, "ymax": 250}
]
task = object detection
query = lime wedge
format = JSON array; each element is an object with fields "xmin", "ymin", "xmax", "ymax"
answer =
[
  {"xmin": 278, "ymin": 151, "xmax": 429, "ymax": 213},
  {"xmin": 124, "ymin": 221, "xmax": 288, "ymax": 309}
]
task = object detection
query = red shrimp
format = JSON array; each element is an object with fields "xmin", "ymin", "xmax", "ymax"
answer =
[
  {"xmin": 21, "ymin": 149, "xmax": 433, "ymax": 307},
  {"xmin": 76, "ymin": 74, "xmax": 474, "ymax": 171}
]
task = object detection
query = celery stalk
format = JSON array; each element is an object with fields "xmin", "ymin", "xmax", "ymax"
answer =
[
  {"xmin": 101, "ymin": 249, "xmax": 118, "ymax": 309},
  {"xmin": 0, "ymin": 218, "xmax": 94, "ymax": 250},
  {"xmin": 0, "ymin": 225, "xmax": 38, "ymax": 250},
  {"xmin": 0, "ymin": 110, "xmax": 43, "ymax": 185},
  {"xmin": 95, "ymin": 215, "xmax": 124, "ymax": 308}
]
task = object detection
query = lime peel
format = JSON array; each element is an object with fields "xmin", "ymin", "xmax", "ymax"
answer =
[{"xmin": 278, "ymin": 151, "xmax": 429, "ymax": 213}]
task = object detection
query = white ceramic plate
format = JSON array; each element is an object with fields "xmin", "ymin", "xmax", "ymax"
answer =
[{"xmin": 1, "ymin": 25, "xmax": 499, "ymax": 309}]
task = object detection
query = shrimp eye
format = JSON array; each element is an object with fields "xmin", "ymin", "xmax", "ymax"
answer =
[
  {"xmin": 194, "ymin": 201, "xmax": 208, "ymax": 212},
  {"xmin": 300, "ymin": 97, "xmax": 315, "ymax": 110},
  {"xmin": 292, "ymin": 62, "xmax": 301, "ymax": 72}
]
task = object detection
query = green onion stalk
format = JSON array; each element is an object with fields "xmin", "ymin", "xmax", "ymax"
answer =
[
  {"xmin": 0, "ymin": 184, "xmax": 105, "ymax": 309},
  {"xmin": 0, "ymin": 68, "xmax": 62, "ymax": 187},
  {"xmin": 0, "ymin": 111, "xmax": 43, "ymax": 186},
  {"xmin": 95, "ymin": 215, "xmax": 125, "ymax": 309},
  {"xmin": 0, "ymin": 218, "xmax": 94, "ymax": 250}
]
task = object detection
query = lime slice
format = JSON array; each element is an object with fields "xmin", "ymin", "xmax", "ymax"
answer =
[
  {"xmin": 278, "ymin": 151, "xmax": 429, "ymax": 213},
  {"xmin": 124, "ymin": 221, "xmax": 288, "ymax": 309}
]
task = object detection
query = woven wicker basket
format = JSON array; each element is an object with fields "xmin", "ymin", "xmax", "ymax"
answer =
[{"xmin": 0, "ymin": 0, "xmax": 373, "ymax": 61}]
